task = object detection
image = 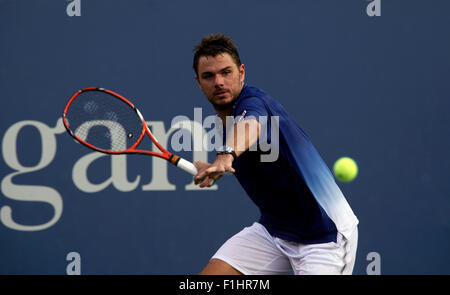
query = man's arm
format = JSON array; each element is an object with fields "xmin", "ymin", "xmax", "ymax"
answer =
[{"xmin": 194, "ymin": 118, "xmax": 261, "ymax": 188}]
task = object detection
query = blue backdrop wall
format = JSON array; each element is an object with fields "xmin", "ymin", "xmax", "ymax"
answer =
[{"xmin": 1, "ymin": 0, "xmax": 449, "ymax": 274}]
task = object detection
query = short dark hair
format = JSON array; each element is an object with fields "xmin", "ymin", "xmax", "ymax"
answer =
[{"xmin": 193, "ymin": 33, "xmax": 242, "ymax": 75}]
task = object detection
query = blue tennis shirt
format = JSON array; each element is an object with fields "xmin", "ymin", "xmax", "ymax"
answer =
[{"xmin": 229, "ymin": 85, "xmax": 358, "ymax": 244}]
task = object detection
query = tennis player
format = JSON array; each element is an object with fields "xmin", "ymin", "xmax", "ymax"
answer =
[{"xmin": 192, "ymin": 34, "xmax": 359, "ymax": 275}]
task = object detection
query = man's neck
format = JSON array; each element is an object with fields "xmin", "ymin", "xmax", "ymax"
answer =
[
  {"xmin": 215, "ymin": 83, "xmax": 244, "ymax": 125},
  {"xmin": 215, "ymin": 106, "xmax": 234, "ymax": 125}
]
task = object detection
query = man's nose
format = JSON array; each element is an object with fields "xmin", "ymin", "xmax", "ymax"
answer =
[{"xmin": 214, "ymin": 74, "xmax": 224, "ymax": 87}]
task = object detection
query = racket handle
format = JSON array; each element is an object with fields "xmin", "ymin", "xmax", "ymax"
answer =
[{"xmin": 175, "ymin": 157, "xmax": 198, "ymax": 175}]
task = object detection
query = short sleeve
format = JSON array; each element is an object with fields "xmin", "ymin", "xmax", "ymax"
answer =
[
  {"xmin": 233, "ymin": 96, "xmax": 268, "ymax": 121},
  {"xmin": 232, "ymin": 96, "xmax": 273, "ymax": 145}
]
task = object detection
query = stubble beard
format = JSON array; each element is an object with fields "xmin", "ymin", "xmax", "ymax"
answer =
[{"xmin": 210, "ymin": 76, "xmax": 242, "ymax": 113}]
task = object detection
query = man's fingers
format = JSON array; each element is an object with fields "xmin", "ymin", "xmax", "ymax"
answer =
[
  {"xmin": 226, "ymin": 166, "xmax": 236, "ymax": 174},
  {"xmin": 193, "ymin": 161, "xmax": 211, "ymax": 171},
  {"xmin": 194, "ymin": 168, "xmax": 214, "ymax": 183},
  {"xmin": 195, "ymin": 165, "xmax": 234, "ymax": 187},
  {"xmin": 200, "ymin": 176, "xmax": 214, "ymax": 188},
  {"xmin": 195, "ymin": 167, "xmax": 224, "ymax": 182},
  {"xmin": 195, "ymin": 170, "xmax": 217, "ymax": 186},
  {"xmin": 198, "ymin": 172, "xmax": 227, "ymax": 187},
  {"xmin": 194, "ymin": 172, "xmax": 206, "ymax": 184}
]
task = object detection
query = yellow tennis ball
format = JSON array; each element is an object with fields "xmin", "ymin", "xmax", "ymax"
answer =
[{"xmin": 333, "ymin": 157, "xmax": 358, "ymax": 182}]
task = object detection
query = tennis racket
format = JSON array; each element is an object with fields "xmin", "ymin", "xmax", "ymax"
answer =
[{"xmin": 62, "ymin": 87, "xmax": 198, "ymax": 175}]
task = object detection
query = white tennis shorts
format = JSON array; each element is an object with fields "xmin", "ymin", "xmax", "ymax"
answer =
[{"xmin": 211, "ymin": 222, "xmax": 358, "ymax": 275}]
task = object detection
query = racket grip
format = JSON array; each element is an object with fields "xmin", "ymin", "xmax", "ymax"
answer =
[{"xmin": 176, "ymin": 157, "xmax": 198, "ymax": 175}]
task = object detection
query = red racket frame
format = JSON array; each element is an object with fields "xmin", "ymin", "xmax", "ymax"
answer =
[{"xmin": 62, "ymin": 87, "xmax": 181, "ymax": 165}]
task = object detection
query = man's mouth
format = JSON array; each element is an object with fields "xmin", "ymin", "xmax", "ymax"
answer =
[{"xmin": 214, "ymin": 90, "xmax": 229, "ymax": 97}]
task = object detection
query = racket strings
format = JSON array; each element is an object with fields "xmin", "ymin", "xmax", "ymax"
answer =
[{"xmin": 65, "ymin": 90, "xmax": 143, "ymax": 152}]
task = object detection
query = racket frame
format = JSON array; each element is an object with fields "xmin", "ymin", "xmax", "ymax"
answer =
[{"xmin": 62, "ymin": 87, "xmax": 185, "ymax": 169}]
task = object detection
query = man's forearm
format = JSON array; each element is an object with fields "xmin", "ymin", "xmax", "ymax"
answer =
[{"xmin": 225, "ymin": 118, "xmax": 261, "ymax": 158}]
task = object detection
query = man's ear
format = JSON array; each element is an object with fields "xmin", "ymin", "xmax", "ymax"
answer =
[
  {"xmin": 240, "ymin": 64, "xmax": 245, "ymax": 84},
  {"xmin": 194, "ymin": 74, "xmax": 201, "ymax": 87}
]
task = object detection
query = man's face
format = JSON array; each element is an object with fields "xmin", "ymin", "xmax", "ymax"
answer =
[{"xmin": 195, "ymin": 53, "xmax": 245, "ymax": 111}]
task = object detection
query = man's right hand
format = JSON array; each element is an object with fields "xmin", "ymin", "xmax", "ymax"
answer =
[{"xmin": 193, "ymin": 156, "xmax": 235, "ymax": 188}]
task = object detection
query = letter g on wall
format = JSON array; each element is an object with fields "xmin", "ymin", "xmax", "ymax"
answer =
[{"xmin": 1, "ymin": 119, "xmax": 65, "ymax": 231}]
